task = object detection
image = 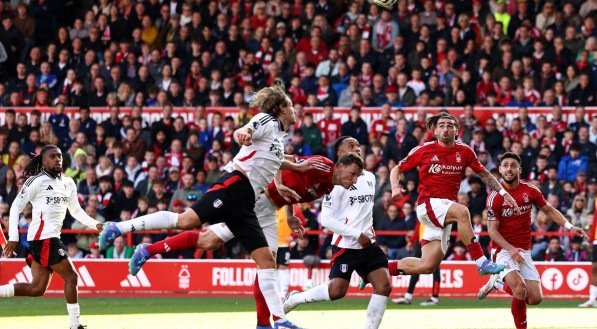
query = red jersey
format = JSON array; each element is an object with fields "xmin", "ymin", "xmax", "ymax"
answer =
[
  {"xmin": 370, "ymin": 118, "xmax": 393, "ymax": 140},
  {"xmin": 398, "ymin": 140, "xmax": 486, "ymax": 205},
  {"xmin": 486, "ymin": 180, "xmax": 548, "ymax": 250},
  {"xmin": 267, "ymin": 156, "xmax": 335, "ymax": 208},
  {"xmin": 317, "ymin": 118, "xmax": 342, "ymax": 145}
]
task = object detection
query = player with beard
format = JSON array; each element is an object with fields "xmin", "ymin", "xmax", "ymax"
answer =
[
  {"xmin": 478, "ymin": 152, "xmax": 586, "ymax": 329},
  {"xmin": 386, "ymin": 113, "xmax": 511, "ymax": 279}
]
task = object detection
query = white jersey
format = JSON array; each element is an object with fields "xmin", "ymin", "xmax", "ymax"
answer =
[
  {"xmin": 233, "ymin": 113, "xmax": 287, "ymax": 199},
  {"xmin": 320, "ymin": 170, "xmax": 376, "ymax": 249},
  {"xmin": 9, "ymin": 170, "xmax": 100, "ymax": 242}
]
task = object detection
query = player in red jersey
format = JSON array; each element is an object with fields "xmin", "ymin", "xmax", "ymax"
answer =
[
  {"xmin": 388, "ymin": 112, "xmax": 514, "ymax": 277},
  {"xmin": 579, "ymin": 198, "xmax": 597, "ymax": 307},
  {"xmin": 478, "ymin": 152, "xmax": 587, "ymax": 329}
]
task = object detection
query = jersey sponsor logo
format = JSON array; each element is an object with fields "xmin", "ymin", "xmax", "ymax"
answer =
[
  {"xmin": 500, "ymin": 204, "xmax": 533, "ymax": 217},
  {"xmin": 348, "ymin": 194, "xmax": 374, "ymax": 206},
  {"xmin": 307, "ymin": 183, "xmax": 321, "ymax": 198},
  {"xmin": 45, "ymin": 196, "xmax": 69, "ymax": 205},
  {"xmin": 431, "ymin": 155, "xmax": 440, "ymax": 162},
  {"xmin": 46, "ymin": 185, "xmax": 54, "ymax": 190},
  {"xmin": 428, "ymin": 164, "xmax": 464, "ymax": 174},
  {"xmin": 120, "ymin": 268, "xmax": 152, "ymax": 287},
  {"xmin": 213, "ymin": 199, "xmax": 223, "ymax": 208},
  {"xmin": 340, "ymin": 264, "xmax": 348, "ymax": 273},
  {"xmin": 269, "ymin": 143, "xmax": 283, "ymax": 159}
]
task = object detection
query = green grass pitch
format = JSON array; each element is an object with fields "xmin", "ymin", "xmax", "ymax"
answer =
[{"xmin": 0, "ymin": 297, "xmax": 593, "ymax": 329}]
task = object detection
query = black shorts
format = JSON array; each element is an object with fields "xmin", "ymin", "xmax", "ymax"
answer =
[
  {"xmin": 28, "ymin": 238, "xmax": 67, "ymax": 269},
  {"xmin": 277, "ymin": 246, "xmax": 290, "ymax": 266},
  {"xmin": 593, "ymin": 245, "xmax": 597, "ymax": 262},
  {"xmin": 329, "ymin": 244, "xmax": 388, "ymax": 281},
  {"xmin": 190, "ymin": 170, "xmax": 267, "ymax": 253}
]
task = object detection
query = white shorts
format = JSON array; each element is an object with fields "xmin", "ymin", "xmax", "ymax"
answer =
[
  {"xmin": 209, "ymin": 193, "xmax": 279, "ymax": 251},
  {"xmin": 416, "ymin": 198, "xmax": 455, "ymax": 255},
  {"xmin": 493, "ymin": 248, "xmax": 540, "ymax": 282}
]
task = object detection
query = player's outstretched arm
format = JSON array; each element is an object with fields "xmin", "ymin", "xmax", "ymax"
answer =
[
  {"xmin": 280, "ymin": 157, "xmax": 330, "ymax": 173},
  {"xmin": 274, "ymin": 170, "xmax": 300, "ymax": 202},
  {"xmin": 67, "ymin": 179, "xmax": 102, "ymax": 231},
  {"xmin": 541, "ymin": 204, "xmax": 589, "ymax": 239},
  {"xmin": 478, "ymin": 170, "xmax": 520, "ymax": 211}
]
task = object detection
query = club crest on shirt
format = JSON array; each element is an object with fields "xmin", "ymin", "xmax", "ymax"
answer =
[
  {"xmin": 455, "ymin": 152, "xmax": 462, "ymax": 163},
  {"xmin": 523, "ymin": 193, "xmax": 529, "ymax": 203},
  {"xmin": 340, "ymin": 264, "xmax": 348, "ymax": 273},
  {"xmin": 213, "ymin": 199, "xmax": 223, "ymax": 208}
]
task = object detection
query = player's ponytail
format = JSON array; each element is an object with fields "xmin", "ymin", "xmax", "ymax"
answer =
[
  {"xmin": 23, "ymin": 145, "xmax": 58, "ymax": 180},
  {"xmin": 249, "ymin": 78, "xmax": 290, "ymax": 117}
]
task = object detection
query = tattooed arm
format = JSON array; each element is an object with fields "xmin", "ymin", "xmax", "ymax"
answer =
[{"xmin": 478, "ymin": 170, "xmax": 520, "ymax": 211}]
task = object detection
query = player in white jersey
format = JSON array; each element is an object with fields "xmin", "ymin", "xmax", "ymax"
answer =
[
  {"xmin": 283, "ymin": 137, "xmax": 391, "ymax": 329},
  {"xmin": 98, "ymin": 82, "xmax": 307, "ymax": 329},
  {"xmin": 0, "ymin": 145, "xmax": 103, "ymax": 329}
]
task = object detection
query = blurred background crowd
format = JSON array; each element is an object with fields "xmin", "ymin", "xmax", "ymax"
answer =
[{"xmin": 0, "ymin": 0, "xmax": 595, "ymax": 263}]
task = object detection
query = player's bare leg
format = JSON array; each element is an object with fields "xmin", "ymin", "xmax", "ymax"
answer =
[
  {"xmin": 365, "ymin": 268, "xmax": 390, "ymax": 329},
  {"xmin": 2, "ymin": 260, "xmax": 53, "ymax": 297},
  {"xmin": 390, "ymin": 240, "xmax": 444, "ymax": 275},
  {"xmin": 444, "ymin": 203, "xmax": 504, "ymax": 275},
  {"xmin": 579, "ymin": 261, "xmax": 597, "ymax": 307},
  {"xmin": 501, "ymin": 271, "xmax": 530, "ymax": 329},
  {"xmin": 52, "ymin": 258, "xmax": 84, "ymax": 329},
  {"xmin": 99, "ymin": 209, "xmax": 197, "ymax": 251}
]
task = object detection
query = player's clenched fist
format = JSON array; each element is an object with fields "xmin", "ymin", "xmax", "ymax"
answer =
[
  {"xmin": 236, "ymin": 131, "xmax": 253, "ymax": 145},
  {"xmin": 391, "ymin": 186, "xmax": 405, "ymax": 201}
]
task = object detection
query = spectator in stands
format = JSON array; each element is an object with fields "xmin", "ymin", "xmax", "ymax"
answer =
[
  {"xmin": 543, "ymin": 236, "xmax": 567, "ymax": 262},
  {"xmin": 557, "ymin": 144, "xmax": 589, "ymax": 182},
  {"xmin": 78, "ymin": 168, "xmax": 99, "ymax": 197},
  {"xmin": 0, "ymin": 167, "xmax": 17, "ymax": 205},
  {"xmin": 106, "ymin": 236, "xmax": 134, "ymax": 259},
  {"xmin": 383, "ymin": 118, "xmax": 417, "ymax": 166},
  {"xmin": 377, "ymin": 204, "xmax": 407, "ymax": 260}
]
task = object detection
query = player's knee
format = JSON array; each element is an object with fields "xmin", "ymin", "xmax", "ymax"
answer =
[
  {"xmin": 527, "ymin": 295, "xmax": 542, "ymax": 305},
  {"xmin": 373, "ymin": 282, "xmax": 391, "ymax": 297},
  {"xmin": 63, "ymin": 272, "xmax": 79, "ymax": 286},
  {"xmin": 328, "ymin": 286, "xmax": 347, "ymax": 300},
  {"xmin": 456, "ymin": 206, "xmax": 470, "ymax": 222},
  {"xmin": 176, "ymin": 217, "xmax": 194, "ymax": 230},
  {"xmin": 29, "ymin": 285, "xmax": 47, "ymax": 297},
  {"xmin": 512, "ymin": 285, "xmax": 527, "ymax": 300}
]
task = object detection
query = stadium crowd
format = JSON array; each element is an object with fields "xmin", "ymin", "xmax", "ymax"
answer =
[{"xmin": 0, "ymin": 0, "xmax": 596, "ymax": 262}]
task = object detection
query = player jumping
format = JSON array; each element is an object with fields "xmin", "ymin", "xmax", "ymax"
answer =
[
  {"xmin": 477, "ymin": 152, "xmax": 587, "ymax": 329},
  {"xmin": 387, "ymin": 112, "xmax": 511, "ymax": 278},
  {"xmin": 99, "ymin": 82, "xmax": 305, "ymax": 329},
  {"xmin": 283, "ymin": 136, "xmax": 391, "ymax": 329},
  {"xmin": 0, "ymin": 145, "xmax": 103, "ymax": 329}
]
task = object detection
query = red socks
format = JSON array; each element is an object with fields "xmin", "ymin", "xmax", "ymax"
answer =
[
  {"xmin": 511, "ymin": 298, "xmax": 527, "ymax": 329},
  {"xmin": 388, "ymin": 261, "xmax": 399, "ymax": 276},
  {"xmin": 253, "ymin": 275, "xmax": 271, "ymax": 326},
  {"xmin": 146, "ymin": 231, "xmax": 199, "ymax": 256},
  {"xmin": 466, "ymin": 242, "xmax": 485, "ymax": 260},
  {"xmin": 432, "ymin": 278, "xmax": 440, "ymax": 297}
]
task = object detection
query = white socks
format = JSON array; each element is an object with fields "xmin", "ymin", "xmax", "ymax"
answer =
[
  {"xmin": 403, "ymin": 292, "xmax": 413, "ymax": 301},
  {"xmin": 257, "ymin": 269, "xmax": 286, "ymax": 321},
  {"xmin": 365, "ymin": 294, "xmax": 387, "ymax": 329},
  {"xmin": 0, "ymin": 284, "xmax": 15, "ymax": 297},
  {"xmin": 288, "ymin": 284, "xmax": 331, "ymax": 305},
  {"xmin": 475, "ymin": 256, "xmax": 488, "ymax": 267},
  {"xmin": 116, "ymin": 211, "xmax": 178, "ymax": 234},
  {"xmin": 278, "ymin": 268, "xmax": 290, "ymax": 297},
  {"xmin": 67, "ymin": 303, "xmax": 80, "ymax": 329},
  {"xmin": 590, "ymin": 285, "xmax": 597, "ymax": 301}
]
